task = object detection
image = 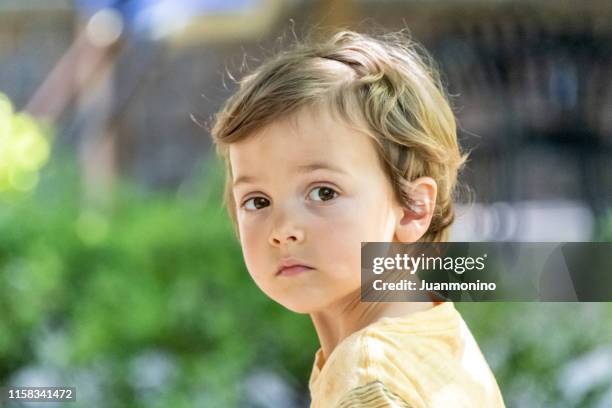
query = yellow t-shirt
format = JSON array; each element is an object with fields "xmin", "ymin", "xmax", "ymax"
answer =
[{"xmin": 308, "ymin": 302, "xmax": 505, "ymax": 407}]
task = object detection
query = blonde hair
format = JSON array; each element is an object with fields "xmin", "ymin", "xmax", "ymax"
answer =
[{"xmin": 210, "ymin": 30, "xmax": 467, "ymax": 242}]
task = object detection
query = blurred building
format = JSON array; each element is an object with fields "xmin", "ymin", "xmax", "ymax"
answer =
[{"xmin": 0, "ymin": 0, "xmax": 74, "ymax": 108}]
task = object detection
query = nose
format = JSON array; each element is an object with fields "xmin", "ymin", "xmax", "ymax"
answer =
[{"xmin": 268, "ymin": 210, "xmax": 305, "ymax": 247}]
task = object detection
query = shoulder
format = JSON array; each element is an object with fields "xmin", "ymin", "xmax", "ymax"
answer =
[
  {"xmin": 310, "ymin": 304, "xmax": 505, "ymax": 407},
  {"xmin": 355, "ymin": 313, "xmax": 504, "ymax": 407}
]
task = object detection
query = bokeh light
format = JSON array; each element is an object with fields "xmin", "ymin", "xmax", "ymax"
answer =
[{"xmin": 0, "ymin": 92, "xmax": 51, "ymax": 194}]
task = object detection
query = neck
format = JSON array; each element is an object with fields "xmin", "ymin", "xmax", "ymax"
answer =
[{"xmin": 309, "ymin": 290, "xmax": 435, "ymax": 364}]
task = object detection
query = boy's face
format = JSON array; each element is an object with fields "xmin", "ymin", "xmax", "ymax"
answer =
[{"xmin": 229, "ymin": 106, "xmax": 401, "ymax": 313}]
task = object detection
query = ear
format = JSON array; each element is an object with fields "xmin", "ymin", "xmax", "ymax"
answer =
[{"xmin": 393, "ymin": 177, "xmax": 437, "ymax": 243}]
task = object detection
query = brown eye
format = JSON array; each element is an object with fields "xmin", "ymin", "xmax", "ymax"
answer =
[
  {"xmin": 243, "ymin": 197, "xmax": 269, "ymax": 211},
  {"xmin": 308, "ymin": 187, "xmax": 338, "ymax": 202}
]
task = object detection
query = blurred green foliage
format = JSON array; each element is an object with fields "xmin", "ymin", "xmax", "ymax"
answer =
[
  {"xmin": 0, "ymin": 156, "xmax": 318, "ymax": 407},
  {"xmin": 458, "ymin": 303, "xmax": 612, "ymax": 407},
  {"xmin": 599, "ymin": 214, "xmax": 612, "ymax": 242}
]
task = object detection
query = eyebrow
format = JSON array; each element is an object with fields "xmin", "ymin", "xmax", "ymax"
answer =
[{"xmin": 233, "ymin": 162, "xmax": 346, "ymax": 188}]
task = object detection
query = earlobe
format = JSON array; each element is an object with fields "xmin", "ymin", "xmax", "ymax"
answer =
[{"xmin": 394, "ymin": 177, "xmax": 437, "ymax": 243}]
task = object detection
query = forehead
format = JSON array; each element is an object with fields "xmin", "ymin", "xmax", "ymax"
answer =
[{"xmin": 228, "ymin": 106, "xmax": 382, "ymax": 176}]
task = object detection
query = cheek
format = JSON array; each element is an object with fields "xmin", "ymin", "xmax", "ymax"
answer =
[
  {"xmin": 361, "ymin": 189, "xmax": 398, "ymax": 241},
  {"xmin": 238, "ymin": 220, "xmax": 268, "ymax": 278},
  {"xmin": 320, "ymin": 196, "xmax": 395, "ymax": 244},
  {"xmin": 312, "ymin": 201, "xmax": 388, "ymax": 276}
]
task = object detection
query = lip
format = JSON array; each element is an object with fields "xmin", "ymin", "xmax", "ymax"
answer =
[{"xmin": 276, "ymin": 258, "xmax": 314, "ymax": 277}]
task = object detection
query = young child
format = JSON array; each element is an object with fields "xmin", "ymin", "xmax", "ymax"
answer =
[{"xmin": 210, "ymin": 30, "xmax": 505, "ymax": 407}]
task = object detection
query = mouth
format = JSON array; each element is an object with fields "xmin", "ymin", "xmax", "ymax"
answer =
[
  {"xmin": 277, "ymin": 265, "xmax": 314, "ymax": 277},
  {"xmin": 276, "ymin": 258, "xmax": 314, "ymax": 277}
]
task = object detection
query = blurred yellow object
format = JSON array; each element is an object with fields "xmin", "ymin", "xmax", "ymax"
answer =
[
  {"xmin": 164, "ymin": 0, "xmax": 285, "ymax": 47},
  {"xmin": 0, "ymin": 93, "xmax": 51, "ymax": 193}
]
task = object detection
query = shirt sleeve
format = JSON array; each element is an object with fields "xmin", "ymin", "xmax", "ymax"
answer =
[{"xmin": 335, "ymin": 380, "xmax": 413, "ymax": 408}]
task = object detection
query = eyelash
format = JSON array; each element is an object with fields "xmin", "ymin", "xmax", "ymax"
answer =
[{"xmin": 240, "ymin": 185, "xmax": 340, "ymax": 212}]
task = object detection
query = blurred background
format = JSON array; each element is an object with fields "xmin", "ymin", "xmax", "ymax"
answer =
[{"xmin": 1, "ymin": 0, "xmax": 612, "ymax": 407}]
